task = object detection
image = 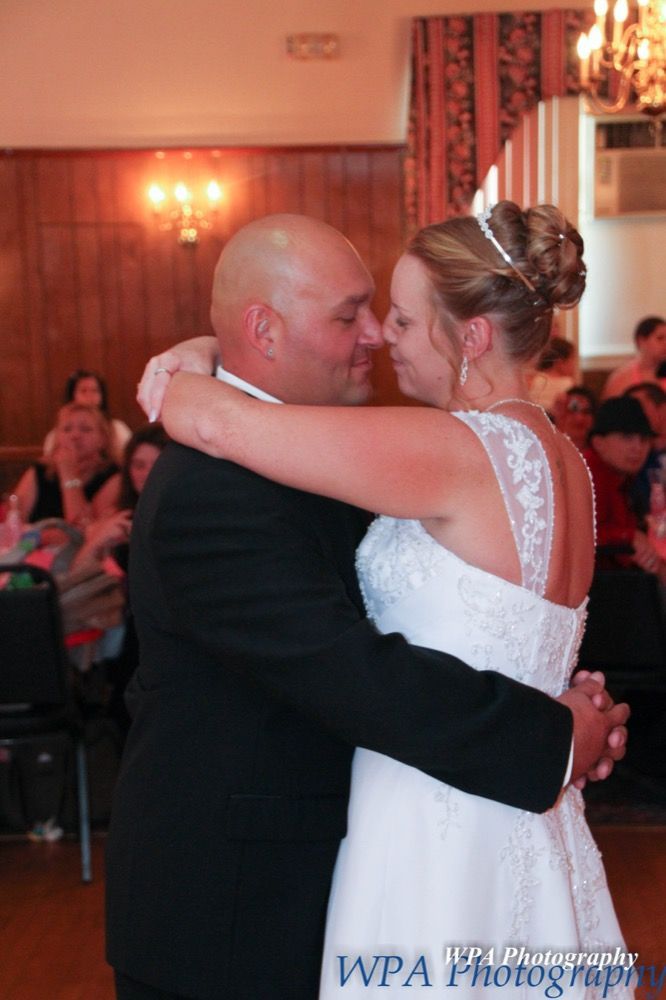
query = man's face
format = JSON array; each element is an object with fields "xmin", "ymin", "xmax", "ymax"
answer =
[
  {"xmin": 275, "ymin": 245, "xmax": 383, "ymax": 406},
  {"xmin": 592, "ymin": 432, "xmax": 651, "ymax": 476}
]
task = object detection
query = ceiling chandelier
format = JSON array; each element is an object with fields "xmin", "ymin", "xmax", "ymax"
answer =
[{"xmin": 577, "ymin": 0, "xmax": 666, "ymax": 117}]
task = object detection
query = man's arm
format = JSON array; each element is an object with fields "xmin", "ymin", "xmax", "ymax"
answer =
[{"xmin": 145, "ymin": 453, "xmax": 620, "ymax": 813}]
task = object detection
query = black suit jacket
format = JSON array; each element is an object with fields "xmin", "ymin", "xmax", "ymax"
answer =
[{"xmin": 106, "ymin": 442, "xmax": 572, "ymax": 999}]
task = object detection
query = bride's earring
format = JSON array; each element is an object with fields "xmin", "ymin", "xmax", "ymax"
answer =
[{"xmin": 459, "ymin": 355, "xmax": 469, "ymax": 386}]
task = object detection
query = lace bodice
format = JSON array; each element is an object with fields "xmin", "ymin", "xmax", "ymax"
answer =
[
  {"xmin": 356, "ymin": 410, "xmax": 588, "ymax": 696},
  {"xmin": 321, "ymin": 410, "xmax": 629, "ymax": 1000},
  {"xmin": 455, "ymin": 409, "xmax": 554, "ymax": 596}
]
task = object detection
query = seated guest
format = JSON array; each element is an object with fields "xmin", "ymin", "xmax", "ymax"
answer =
[
  {"xmin": 625, "ymin": 382, "xmax": 666, "ymax": 452},
  {"xmin": 554, "ymin": 385, "xmax": 597, "ymax": 452},
  {"xmin": 12, "ymin": 402, "xmax": 119, "ymax": 528},
  {"xmin": 584, "ymin": 396, "xmax": 665, "ymax": 582},
  {"xmin": 623, "ymin": 383, "xmax": 666, "ymax": 514},
  {"xmin": 74, "ymin": 423, "xmax": 170, "ymax": 567},
  {"xmin": 528, "ymin": 334, "xmax": 576, "ymax": 414},
  {"xmin": 44, "ymin": 369, "xmax": 132, "ymax": 465},
  {"xmin": 601, "ymin": 315, "xmax": 666, "ymax": 399},
  {"xmin": 71, "ymin": 424, "xmax": 169, "ymax": 733}
]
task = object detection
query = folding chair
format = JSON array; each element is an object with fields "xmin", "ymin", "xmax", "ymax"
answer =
[{"xmin": 0, "ymin": 563, "xmax": 92, "ymax": 882}]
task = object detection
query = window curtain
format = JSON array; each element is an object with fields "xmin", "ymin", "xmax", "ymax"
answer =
[{"xmin": 406, "ymin": 10, "xmax": 592, "ymax": 229}]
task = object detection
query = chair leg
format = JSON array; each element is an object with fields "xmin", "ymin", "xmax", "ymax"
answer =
[{"xmin": 75, "ymin": 737, "xmax": 92, "ymax": 883}]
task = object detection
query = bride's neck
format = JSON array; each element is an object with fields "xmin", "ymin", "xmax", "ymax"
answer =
[{"xmin": 455, "ymin": 374, "xmax": 531, "ymax": 412}]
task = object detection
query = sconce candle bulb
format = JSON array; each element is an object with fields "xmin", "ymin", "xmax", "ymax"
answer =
[{"xmin": 147, "ymin": 175, "xmax": 224, "ymax": 245}]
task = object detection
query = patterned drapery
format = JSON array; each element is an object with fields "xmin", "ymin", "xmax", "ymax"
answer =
[{"xmin": 406, "ymin": 9, "xmax": 592, "ymax": 229}]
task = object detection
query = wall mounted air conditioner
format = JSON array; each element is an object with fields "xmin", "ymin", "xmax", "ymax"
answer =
[{"xmin": 594, "ymin": 148, "xmax": 666, "ymax": 218}]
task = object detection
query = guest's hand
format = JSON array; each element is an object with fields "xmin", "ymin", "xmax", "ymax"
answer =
[
  {"xmin": 557, "ymin": 676, "xmax": 629, "ymax": 788},
  {"xmin": 631, "ymin": 529, "xmax": 662, "ymax": 576},
  {"xmin": 86, "ymin": 509, "xmax": 133, "ymax": 549},
  {"xmin": 73, "ymin": 509, "xmax": 133, "ymax": 567},
  {"xmin": 52, "ymin": 442, "xmax": 80, "ymax": 482},
  {"xmin": 137, "ymin": 336, "xmax": 219, "ymax": 422}
]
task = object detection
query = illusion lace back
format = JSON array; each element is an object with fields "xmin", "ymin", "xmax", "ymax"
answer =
[{"xmin": 319, "ymin": 411, "xmax": 632, "ymax": 1000}]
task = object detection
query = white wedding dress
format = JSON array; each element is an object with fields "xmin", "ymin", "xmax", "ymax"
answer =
[{"xmin": 320, "ymin": 410, "xmax": 632, "ymax": 1000}]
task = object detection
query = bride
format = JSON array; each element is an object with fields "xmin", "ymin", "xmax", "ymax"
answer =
[{"xmin": 140, "ymin": 202, "xmax": 632, "ymax": 998}]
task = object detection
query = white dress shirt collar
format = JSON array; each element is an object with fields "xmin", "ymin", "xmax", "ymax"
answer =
[{"xmin": 215, "ymin": 364, "xmax": 282, "ymax": 404}]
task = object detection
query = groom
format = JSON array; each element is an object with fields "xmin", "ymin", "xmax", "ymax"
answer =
[{"xmin": 106, "ymin": 214, "xmax": 627, "ymax": 1000}]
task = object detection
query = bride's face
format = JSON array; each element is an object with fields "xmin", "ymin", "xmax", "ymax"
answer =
[{"xmin": 383, "ymin": 254, "xmax": 458, "ymax": 408}]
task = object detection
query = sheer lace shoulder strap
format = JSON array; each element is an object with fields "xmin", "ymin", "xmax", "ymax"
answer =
[{"xmin": 454, "ymin": 411, "xmax": 554, "ymax": 597}]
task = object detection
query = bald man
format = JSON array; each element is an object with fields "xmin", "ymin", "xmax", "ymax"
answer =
[{"xmin": 106, "ymin": 215, "xmax": 626, "ymax": 1000}]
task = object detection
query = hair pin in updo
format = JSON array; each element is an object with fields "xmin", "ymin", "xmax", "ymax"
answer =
[{"xmin": 476, "ymin": 205, "xmax": 536, "ymax": 294}]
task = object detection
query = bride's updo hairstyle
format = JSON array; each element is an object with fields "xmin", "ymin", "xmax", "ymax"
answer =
[{"xmin": 407, "ymin": 200, "xmax": 586, "ymax": 365}]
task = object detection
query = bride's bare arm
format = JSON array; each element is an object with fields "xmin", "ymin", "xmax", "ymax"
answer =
[
  {"xmin": 137, "ymin": 336, "xmax": 218, "ymax": 420},
  {"xmin": 161, "ymin": 372, "xmax": 475, "ymax": 518}
]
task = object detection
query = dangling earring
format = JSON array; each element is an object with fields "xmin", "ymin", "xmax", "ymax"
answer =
[{"xmin": 459, "ymin": 355, "xmax": 469, "ymax": 386}]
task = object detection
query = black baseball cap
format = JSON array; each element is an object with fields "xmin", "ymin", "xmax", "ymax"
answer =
[{"xmin": 590, "ymin": 396, "xmax": 656, "ymax": 438}]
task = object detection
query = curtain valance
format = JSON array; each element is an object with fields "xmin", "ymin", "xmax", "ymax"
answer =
[{"xmin": 406, "ymin": 10, "xmax": 591, "ymax": 228}]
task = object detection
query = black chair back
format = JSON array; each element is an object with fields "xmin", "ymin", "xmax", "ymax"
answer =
[
  {"xmin": 0, "ymin": 562, "xmax": 92, "ymax": 881},
  {"xmin": 0, "ymin": 564, "xmax": 69, "ymax": 706}
]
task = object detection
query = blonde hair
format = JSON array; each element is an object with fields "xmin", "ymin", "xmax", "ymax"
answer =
[
  {"xmin": 407, "ymin": 201, "xmax": 586, "ymax": 365},
  {"xmin": 47, "ymin": 402, "xmax": 112, "ymax": 473}
]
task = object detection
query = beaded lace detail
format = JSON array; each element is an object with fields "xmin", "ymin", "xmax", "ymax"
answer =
[{"xmin": 455, "ymin": 410, "xmax": 554, "ymax": 597}]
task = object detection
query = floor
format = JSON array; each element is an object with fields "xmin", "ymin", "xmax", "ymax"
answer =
[{"xmin": 0, "ymin": 827, "xmax": 664, "ymax": 1000}]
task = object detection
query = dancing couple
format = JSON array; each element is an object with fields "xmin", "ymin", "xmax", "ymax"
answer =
[{"xmin": 106, "ymin": 205, "xmax": 631, "ymax": 1000}]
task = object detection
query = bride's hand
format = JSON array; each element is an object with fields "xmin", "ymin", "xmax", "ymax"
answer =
[{"xmin": 137, "ymin": 336, "xmax": 218, "ymax": 422}]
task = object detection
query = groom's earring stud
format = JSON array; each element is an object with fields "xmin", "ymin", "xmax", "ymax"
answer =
[{"xmin": 266, "ymin": 346, "xmax": 275, "ymax": 359}]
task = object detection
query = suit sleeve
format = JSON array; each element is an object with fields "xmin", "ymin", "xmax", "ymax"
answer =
[{"xmin": 147, "ymin": 459, "xmax": 572, "ymax": 813}]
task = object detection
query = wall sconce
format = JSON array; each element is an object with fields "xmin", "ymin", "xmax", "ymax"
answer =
[
  {"xmin": 147, "ymin": 177, "xmax": 224, "ymax": 245},
  {"xmin": 286, "ymin": 33, "xmax": 340, "ymax": 59}
]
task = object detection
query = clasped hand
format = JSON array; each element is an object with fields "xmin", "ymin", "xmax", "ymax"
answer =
[{"xmin": 560, "ymin": 670, "xmax": 629, "ymax": 789}]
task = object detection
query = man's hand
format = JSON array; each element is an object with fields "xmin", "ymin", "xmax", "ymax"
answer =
[
  {"xmin": 137, "ymin": 336, "xmax": 218, "ymax": 422},
  {"xmin": 557, "ymin": 675, "xmax": 629, "ymax": 788}
]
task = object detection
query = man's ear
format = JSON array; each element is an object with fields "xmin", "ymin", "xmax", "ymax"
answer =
[
  {"xmin": 462, "ymin": 315, "xmax": 493, "ymax": 361},
  {"xmin": 244, "ymin": 304, "xmax": 277, "ymax": 359}
]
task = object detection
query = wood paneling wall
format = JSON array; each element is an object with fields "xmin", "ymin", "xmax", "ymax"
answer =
[{"xmin": 0, "ymin": 146, "xmax": 406, "ymax": 493}]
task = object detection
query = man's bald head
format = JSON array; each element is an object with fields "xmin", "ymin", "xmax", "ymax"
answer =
[
  {"xmin": 211, "ymin": 214, "xmax": 362, "ymax": 339},
  {"xmin": 210, "ymin": 214, "xmax": 382, "ymax": 405}
]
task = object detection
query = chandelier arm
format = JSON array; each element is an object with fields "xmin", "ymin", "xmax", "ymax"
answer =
[{"xmin": 579, "ymin": 0, "xmax": 666, "ymax": 118}]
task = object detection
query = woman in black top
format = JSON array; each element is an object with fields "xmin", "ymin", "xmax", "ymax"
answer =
[{"xmin": 13, "ymin": 402, "xmax": 119, "ymax": 527}]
